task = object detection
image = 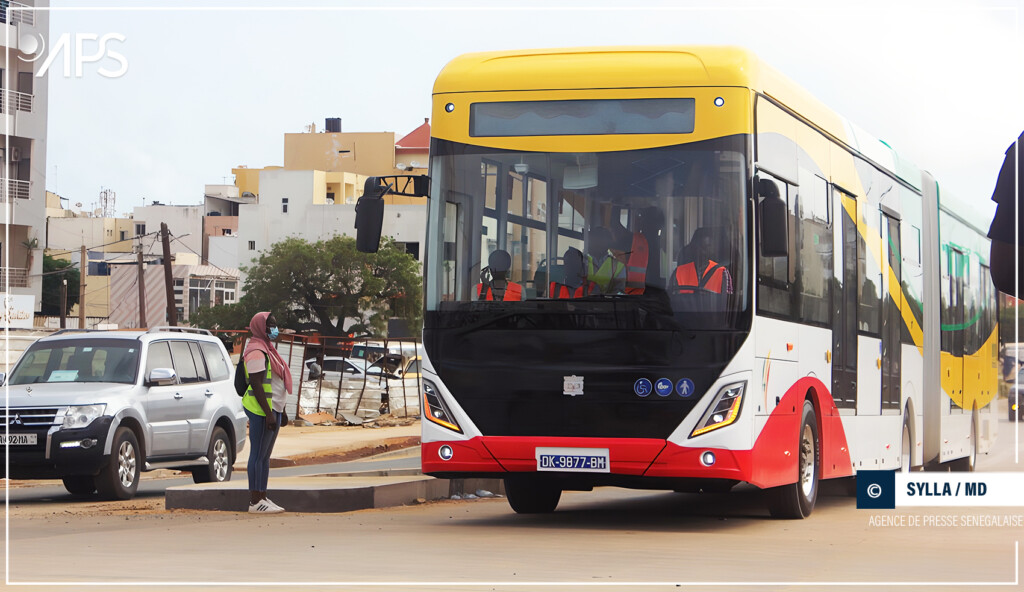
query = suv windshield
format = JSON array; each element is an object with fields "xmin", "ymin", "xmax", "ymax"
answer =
[{"xmin": 9, "ymin": 338, "xmax": 141, "ymax": 385}]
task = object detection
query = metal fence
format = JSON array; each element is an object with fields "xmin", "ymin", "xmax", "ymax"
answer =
[{"xmin": 228, "ymin": 333, "xmax": 423, "ymax": 421}]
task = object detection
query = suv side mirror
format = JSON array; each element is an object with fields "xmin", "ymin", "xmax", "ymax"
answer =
[
  {"xmin": 0, "ymin": 372, "xmax": 6, "ymax": 386},
  {"xmin": 146, "ymin": 368, "xmax": 178, "ymax": 387},
  {"xmin": 757, "ymin": 177, "xmax": 788, "ymax": 258}
]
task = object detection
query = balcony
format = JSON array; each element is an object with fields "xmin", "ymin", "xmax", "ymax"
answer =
[
  {"xmin": 0, "ymin": 267, "xmax": 29, "ymax": 290},
  {"xmin": 0, "ymin": 178, "xmax": 30, "ymax": 200},
  {"xmin": 0, "ymin": 89, "xmax": 33, "ymax": 113},
  {"xmin": 1, "ymin": 2, "xmax": 36, "ymax": 27}
]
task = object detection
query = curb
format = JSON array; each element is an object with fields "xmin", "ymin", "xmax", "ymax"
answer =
[{"xmin": 165, "ymin": 473, "xmax": 505, "ymax": 513}]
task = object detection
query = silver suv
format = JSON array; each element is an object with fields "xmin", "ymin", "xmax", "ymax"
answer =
[{"xmin": 1, "ymin": 327, "xmax": 246, "ymax": 500}]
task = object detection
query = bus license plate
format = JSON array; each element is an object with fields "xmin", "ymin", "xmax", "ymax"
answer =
[
  {"xmin": 0, "ymin": 433, "xmax": 36, "ymax": 445},
  {"xmin": 536, "ymin": 447, "xmax": 610, "ymax": 473}
]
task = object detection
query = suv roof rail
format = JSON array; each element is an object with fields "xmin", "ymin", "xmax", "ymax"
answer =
[
  {"xmin": 146, "ymin": 326, "xmax": 213, "ymax": 336},
  {"xmin": 50, "ymin": 328, "xmax": 97, "ymax": 336}
]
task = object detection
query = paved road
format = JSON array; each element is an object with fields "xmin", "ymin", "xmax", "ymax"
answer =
[
  {"xmin": 5, "ymin": 451, "xmax": 421, "ymax": 504},
  {"xmin": 5, "ymin": 418, "xmax": 1022, "ymax": 591}
]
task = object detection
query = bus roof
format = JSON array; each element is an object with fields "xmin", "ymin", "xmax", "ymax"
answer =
[{"xmin": 434, "ymin": 45, "xmax": 922, "ymax": 192}]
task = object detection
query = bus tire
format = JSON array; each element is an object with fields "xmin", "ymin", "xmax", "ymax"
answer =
[
  {"xmin": 504, "ymin": 477, "xmax": 561, "ymax": 514},
  {"xmin": 949, "ymin": 414, "xmax": 978, "ymax": 472},
  {"xmin": 899, "ymin": 417, "xmax": 914, "ymax": 472},
  {"xmin": 768, "ymin": 400, "xmax": 819, "ymax": 519}
]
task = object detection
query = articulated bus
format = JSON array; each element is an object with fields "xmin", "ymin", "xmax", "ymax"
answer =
[{"xmin": 357, "ymin": 46, "xmax": 999, "ymax": 518}]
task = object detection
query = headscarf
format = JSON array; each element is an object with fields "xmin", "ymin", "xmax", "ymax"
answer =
[{"xmin": 243, "ymin": 311, "xmax": 293, "ymax": 394}]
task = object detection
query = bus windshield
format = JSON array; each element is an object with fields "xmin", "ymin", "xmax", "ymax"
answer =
[{"xmin": 425, "ymin": 135, "xmax": 750, "ymax": 330}]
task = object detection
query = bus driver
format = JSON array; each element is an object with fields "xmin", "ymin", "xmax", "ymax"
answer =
[{"xmin": 672, "ymin": 227, "xmax": 733, "ymax": 295}]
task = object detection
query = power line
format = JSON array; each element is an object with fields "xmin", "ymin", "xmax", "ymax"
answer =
[
  {"xmin": 167, "ymin": 232, "xmax": 239, "ymax": 279},
  {"xmin": 46, "ymin": 230, "xmax": 160, "ymax": 257}
]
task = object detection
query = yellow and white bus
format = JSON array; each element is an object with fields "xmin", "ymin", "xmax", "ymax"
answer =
[{"xmin": 358, "ymin": 46, "xmax": 999, "ymax": 518}]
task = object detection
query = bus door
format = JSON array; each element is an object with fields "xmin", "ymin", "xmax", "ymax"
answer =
[
  {"xmin": 944, "ymin": 248, "xmax": 966, "ymax": 411},
  {"xmin": 831, "ymin": 188, "xmax": 857, "ymax": 409},
  {"xmin": 881, "ymin": 213, "xmax": 901, "ymax": 411}
]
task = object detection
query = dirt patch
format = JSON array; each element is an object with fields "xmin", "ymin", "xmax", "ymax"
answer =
[{"xmin": 270, "ymin": 435, "xmax": 420, "ymax": 467}]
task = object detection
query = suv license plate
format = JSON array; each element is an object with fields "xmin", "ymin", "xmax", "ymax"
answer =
[
  {"xmin": 536, "ymin": 447, "xmax": 610, "ymax": 473},
  {"xmin": 0, "ymin": 434, "xmax": 37, "ymax": 445}
]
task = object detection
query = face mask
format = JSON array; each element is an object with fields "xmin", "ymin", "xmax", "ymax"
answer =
[{"xmin": 268, "ymin": 327, "xmax": 279, "ymax": 340}]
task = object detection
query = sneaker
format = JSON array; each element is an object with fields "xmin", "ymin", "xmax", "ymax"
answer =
[{"xmin": 248, "ymin": 499, "xmax": 284, "ymax": 514}]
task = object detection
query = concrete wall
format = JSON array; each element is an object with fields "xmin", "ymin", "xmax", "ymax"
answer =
[
  {"xmin": 284, "ymin": 132, "xmax": 403, "ymax": 176},
  {"xmin": 132, "ymin": 204, "xmax": 204, "ymax": 259}
]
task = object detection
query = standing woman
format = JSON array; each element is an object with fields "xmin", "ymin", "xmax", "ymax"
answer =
[{"xmin": 242, "ymin": 311, "xmax": 292, "ymax": 513}]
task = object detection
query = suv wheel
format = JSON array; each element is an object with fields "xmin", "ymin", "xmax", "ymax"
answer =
[
  {"xmin": 192, "ymin": 426, "xmax": 233, "ymax": 483},
  {"xmin": 95, "ymin": 427, "xmax": 141, "ymax": 500}
]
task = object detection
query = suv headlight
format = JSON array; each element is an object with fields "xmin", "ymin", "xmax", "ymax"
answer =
[
  {"xmin": 62, "ymin": 404, "xmax": 106, "ymax": 430},
  {"xmin": 690, "ymin": 382, "xmax": 745, "ymax": 437}
]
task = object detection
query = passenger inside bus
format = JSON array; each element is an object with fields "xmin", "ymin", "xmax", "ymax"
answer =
[
  {"xmin": 586, "ymin": 227, "xmax": 626, "ymax": 294},
  {"xmin": 622, "ymin": 206, "xmax": 664, "ymax": 295},
  {"xmin": 477, "ymin": 249, "xmax": 523, "ymax": 301},
  {"xmin": 549, "ymin": 247, "xmax": 597, "ymax": 298},
  {"xmin": 671, "ymin": 227, "xmax": 733, "ymax": 295}
]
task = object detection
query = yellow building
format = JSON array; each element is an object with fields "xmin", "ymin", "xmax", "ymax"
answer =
[{"xmin": 230, "ymin": 118, "xmax": 430, "ymax": 206}]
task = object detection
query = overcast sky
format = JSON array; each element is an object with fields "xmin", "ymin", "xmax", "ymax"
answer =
[{"xmin": 43, "ymin": 0, "xmax": 1022, "ymax": 220}]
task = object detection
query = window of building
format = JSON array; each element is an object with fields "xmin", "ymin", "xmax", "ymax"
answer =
[
  {"xmin": 282, "ymin": 198, "xmax": 289, "ymax": 214},
  {"xmin": 120, "ymin": 230, "xmax": 127, "ymax": 241},
  {"xmin": 135, "ymin": 223, "xmax": 146, "ymax": 236},
  {"xmin": 248, "ymin": 241, "xmax": 255, "ymax": 251},
  {"xmin": 221, "ymin": 229, "xmax": 232, "ymax": 236}
]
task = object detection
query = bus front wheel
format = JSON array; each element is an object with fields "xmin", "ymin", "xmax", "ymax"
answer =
[
  {"xmin": 504, "ymin": 476, "xmax": 562, "ymax": 514},
  {"xmin": 767, "ymin": 400, "xmax": 820, "ymax": 519}
]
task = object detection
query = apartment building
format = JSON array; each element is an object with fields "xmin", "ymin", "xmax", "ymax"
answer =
[
  {"xmin": 1, "ymin": 1, "xmax": 49, "ymax": 314},
  {"xmin": 225, "ymin": 118, "xmax": 431, "ymax": 283}
]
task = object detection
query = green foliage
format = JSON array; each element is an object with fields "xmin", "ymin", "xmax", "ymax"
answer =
[
  {"xmin": 189, "ymin": 236, "xmax": 422, "ymax": 338},
  {"xmin": 41, "ymin": 254, "xmax": 80, "ymax": 316}
]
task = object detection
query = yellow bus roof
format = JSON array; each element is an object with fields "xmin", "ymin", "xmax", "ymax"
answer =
[{"xmin": 433, "ymin": 46, "xmax": 918, "ymax": 189}]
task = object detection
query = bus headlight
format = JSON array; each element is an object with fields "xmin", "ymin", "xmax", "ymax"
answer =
[
  {"xmin": 690, "ymin": 382, "xmax": 745, "ymax": 438},
  {"xmin": 422, "ymin": 380, "xmax": 462, "ymax": 433}
]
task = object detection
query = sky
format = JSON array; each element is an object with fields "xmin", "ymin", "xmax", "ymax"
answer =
[{"xmin": 41, "ymin": 0, "xmax": 1022, "ymax": 220}]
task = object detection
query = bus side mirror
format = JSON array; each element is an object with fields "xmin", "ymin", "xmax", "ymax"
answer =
[
  {"xmin": 757, "ymin": 178, "xmax": 788, "ymax": 258},
  {"xmin": 355, "ymin": 178, "xmax": 385, "ymax": 253}
]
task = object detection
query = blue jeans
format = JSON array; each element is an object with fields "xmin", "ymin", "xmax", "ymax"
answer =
[{"xmin": 244, "ymin": 408, "xmax": 282, "ymax": 493}]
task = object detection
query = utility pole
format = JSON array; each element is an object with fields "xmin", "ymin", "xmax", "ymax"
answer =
[
  {"xmin": 137, "ymin": 249, "xmax": 147, "ymax": 329},
  {"xmin": 79, "ymin": 245, "xmax": 87, "ymax": 329},
  {"xmin": 59, "ymin": 279, "xmax": 67, "ymax": 329},
  {"xmin": 160, "ymin": 222, "xmax": 177, "ymax": 326}
]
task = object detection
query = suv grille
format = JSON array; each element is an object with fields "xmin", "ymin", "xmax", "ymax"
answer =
[{"xmin": 1, "ymin": 407, "xmax": 63, "ymax": 428}]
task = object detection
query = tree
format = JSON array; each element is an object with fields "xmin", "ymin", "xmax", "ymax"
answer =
[
  {"xmin": 189, "ymin": 236, "xmax": 422, "ymax": 338},
  {"xmin": 41, "ymin": 254, "xmax": 80, "ymax": 316}
]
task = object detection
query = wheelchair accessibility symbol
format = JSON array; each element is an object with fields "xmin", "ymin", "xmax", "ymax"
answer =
[{"xmin": 634, "ymin": 378, "xmax": 652, "ymax": 397}]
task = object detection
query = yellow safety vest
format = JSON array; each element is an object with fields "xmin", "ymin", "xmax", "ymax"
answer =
[
  {"xmin": 241, "ymin": 354, "xmax": 274, "ymax": 416},
  {"xmin": 586, "ymin": 253, "xmax": 625, "ymax": 294}
]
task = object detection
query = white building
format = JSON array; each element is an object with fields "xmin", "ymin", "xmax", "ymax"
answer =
[
  {"xmin": 1, "ymin": 1, "xmax": 50, "ymax": 311},
  {"xmin": 132, "ymin": 203, "xmax": 204, "ymax": 260},
  {"xmin": 234, "ymin": 168, "xmax": 426, "ymax": 287}
]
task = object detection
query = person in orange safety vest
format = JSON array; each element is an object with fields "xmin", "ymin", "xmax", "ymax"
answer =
[
  {"xmin": 672, "ymin": 228, "xmax": 733, "ymax": 295},
  {"xmin": 548, "ymin": 247, "xmax": 599, "ymax": 298},
  {"xmin": 477, "ymin": 249, "xmax": 522, "ymax": 301}
]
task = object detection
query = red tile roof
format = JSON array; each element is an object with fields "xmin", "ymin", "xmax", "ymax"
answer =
[{"xmin": 396, "ymin": 118, "xmax": 430, "ymax": 150}]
